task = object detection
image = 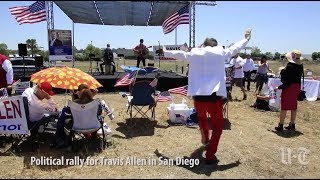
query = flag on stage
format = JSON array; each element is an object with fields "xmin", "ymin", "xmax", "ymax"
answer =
[
  {"xmin": 114, "ymin": 70, "xmax": 138, "ymax": 87},
  {"xmin": 9, "ymin": 1, "xmax": 46, "ymax": 25},
  {"xmin": 168, "ymin": 85, "xmax": 188, "ymax": 96},
  {"xmin": 162, "ymin": 4, "xmax": 189, "ymax": 34},
  {"xmin": 156, "ymin": 91, "xmax": 172, "ymax": 102}
]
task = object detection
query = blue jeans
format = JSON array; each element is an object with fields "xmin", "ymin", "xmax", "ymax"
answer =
[{"xmin": 54, "ymin": 106, "xmax": 72, "ymax": 141}]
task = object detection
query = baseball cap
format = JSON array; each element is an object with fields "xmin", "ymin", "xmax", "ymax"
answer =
[{"xmin": 38, "ymin": 82, "xmax": 54, "ymax": 96}]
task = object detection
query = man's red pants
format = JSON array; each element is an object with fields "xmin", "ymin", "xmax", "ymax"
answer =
[{"xmin": 194, "ymin": 99, "xmax": 224, "ymax": 160}]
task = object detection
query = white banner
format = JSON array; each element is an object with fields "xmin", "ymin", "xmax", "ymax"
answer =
[
  {"xmin": 48, "ymin": 29, "xmax": 73, "ymax": 61},
  {"xmin": 0, "ymin": 96, "xmax": 29, "ymax": 135},
  {"xmin": 153, "ymin": 44, "xmax": 184, "ymax": 61}
]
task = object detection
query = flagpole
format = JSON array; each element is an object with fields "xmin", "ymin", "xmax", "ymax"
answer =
[
  {"xmin": 175, "ymin": 28, "xmax": 178, "ymax": 72},
  {"xmin": 72, "ymin": 21, "xmax": 75, "ymax": 68}
]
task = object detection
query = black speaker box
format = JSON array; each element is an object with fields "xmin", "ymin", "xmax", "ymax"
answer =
[
  {"xmin": 35, "ymin": 56, "xmax": 44, "ymax": 67},
  {"xmin": 18, "ymin": 43, "xmax": 27, "ymax": 56}
]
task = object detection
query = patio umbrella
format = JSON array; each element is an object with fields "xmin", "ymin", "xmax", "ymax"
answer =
[{"xmin": 31, "ymin": 67, "xmax": 102, "ymax": 90}]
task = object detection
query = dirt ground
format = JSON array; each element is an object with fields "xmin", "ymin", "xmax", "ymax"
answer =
[{"xmin": 0, "ymin": 87, "xmax": 319, "ymax": 179}]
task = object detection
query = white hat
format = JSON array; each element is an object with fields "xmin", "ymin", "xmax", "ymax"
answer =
[{"xmin": 285, "ymin": 50, "xmax": 302, "ymax": 65}]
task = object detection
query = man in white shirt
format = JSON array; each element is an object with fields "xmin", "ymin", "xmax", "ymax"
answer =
[
  {"xmin": 243, "ymin": 54, "xmax": 254, "ymax": 91},
  {"xmin": 162, "ymin": 29, "xmax": 252, "ymax": 164},
  {"xmin": 22, "ymin": 82, "xmax": 59, "ymax": 136},
  {"xmin": 0, "ymin": 54, "xmax": 13, "ymax": 96},
  {"xmin": 230, "ymin": 54, "xmax": 247, "ymax": 100}
]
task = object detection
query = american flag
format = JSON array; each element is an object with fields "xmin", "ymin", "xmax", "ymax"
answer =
[
  {"xmin": 169, "ymin": 85, "xmax": 188, "ymax": 96},
  {"xmin": 149, "ymin": 78, "xmax": 158, "ymax": 88},
  {"xmin": 156, "ymin": 91, "xmax": 172, "ymax": 102},
  {"xmin": 0, "ymin": 88, "xmax": 8, "ymax": 100},
  {"xmin": 9, "ymin": 1, "xmax": 46, "ymax": 25},
  {"xmin": 114, "ymin": 70, "xmax": 138, "ymax": 87},
  {"xmin": 162, "ymin": 4, "xmax": 189, "ymax": 34}
]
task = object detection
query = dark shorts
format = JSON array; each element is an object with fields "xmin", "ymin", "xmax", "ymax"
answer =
[{"xmin": 232, "ymin": 78, "xmax": 244, "ymax": 87}]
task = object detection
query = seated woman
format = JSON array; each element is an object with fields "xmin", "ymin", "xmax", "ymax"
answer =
[
  {"xmin": 53, "ymin": 84, "xmax": 101, "ymax": 148},
  {"xmin": 250, "ymin": 83, "xmax": 280, "ymax": 112}
]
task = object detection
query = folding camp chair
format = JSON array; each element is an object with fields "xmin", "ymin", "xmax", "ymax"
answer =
[
  {"xmin": 68, "ymin": 99, "xmax": 106, "ymax": 151},
  {"xmin": 126, "ymin": 80, "xmax": 156, "ymax": 121}
]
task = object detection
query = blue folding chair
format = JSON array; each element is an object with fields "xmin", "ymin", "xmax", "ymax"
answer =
[{"xmin": 127, "ymin": 80, "xmax": 156, "ymax": 121}]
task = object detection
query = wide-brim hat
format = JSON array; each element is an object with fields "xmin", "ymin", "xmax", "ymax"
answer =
[{"xmin": 285, "ymin": 50, "xmax": 303, "ymax": 65}]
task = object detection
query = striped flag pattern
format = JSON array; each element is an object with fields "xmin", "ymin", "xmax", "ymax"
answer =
[
  {"xmin": 114, "ymin": 70, "xmax": 138, "ymax": 87},
  {"xmin": 0, "ymin": 88, "xmax": 8, "ymax": 100},
  {"xmin": 156, "ymin": 91, "xmax": 172, "ymax": 102},
  {"xmin": 162, "ymin": 4, "xmax": 189, "ymax": 34},
  {"xmin": 149, "ymin": 78, "xmax": 158, "ymax": 88},
  {"xmin": 9, "ymin": 1, "xmax": 46, "ymax": 25},
  {"xmin": 168, "ymin": 85, "xmax": 188, "ymax": 96}
]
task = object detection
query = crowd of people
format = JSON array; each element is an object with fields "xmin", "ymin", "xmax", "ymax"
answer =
[{"xmin": 0, "ymin": 29, "xmax": 307, "ymax": 165}]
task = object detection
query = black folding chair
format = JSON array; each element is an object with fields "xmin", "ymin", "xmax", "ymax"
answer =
[{"xmin": 126, "ymin": 80, "xmax": 156, "ymax": 121}]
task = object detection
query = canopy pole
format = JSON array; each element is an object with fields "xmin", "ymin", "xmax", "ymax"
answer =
[
  {"xmin": 175, "ymin": 28, "xmax": 177, "ymax": 72},
  {"xmin": 72, "ymin": 21, "xmax": 75, "ymax": 68}
]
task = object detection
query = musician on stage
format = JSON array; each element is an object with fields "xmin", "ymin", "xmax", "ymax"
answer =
[
  {"xmin": 100, "ymin": 44, "xmax": 115, "ymax": 75},
  {"xmin": 133, "ymin": 39, "xmax": 148, "ymax": 68}
]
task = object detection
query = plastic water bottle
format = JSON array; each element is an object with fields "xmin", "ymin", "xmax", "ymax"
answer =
[{"xmin": 101, "ymin": 100, "xmax": 114, "ymax": 120}]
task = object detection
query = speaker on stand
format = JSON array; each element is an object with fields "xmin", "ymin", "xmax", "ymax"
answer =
[
  {"xmin": 18, "ymin": 43, "xmax": 28, "ymax": 77},
  {"xmin": 35, "ymin": 56, "xmax": 44, "ymax": 71}
]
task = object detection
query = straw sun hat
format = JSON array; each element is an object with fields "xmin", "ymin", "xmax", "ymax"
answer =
[{"xmin": 285, "ymin": 50, "xmax": 303, "ymax": 65}]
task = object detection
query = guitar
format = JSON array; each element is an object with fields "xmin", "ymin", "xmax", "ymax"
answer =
[{"xmin": 134, "ymin": 45, "xmax": 152, "ymax": 56}]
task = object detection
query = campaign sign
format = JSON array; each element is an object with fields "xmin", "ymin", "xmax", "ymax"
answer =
[
  {"xmin": 153, "ymin": 44, "xmax": 184, "ymax": 61},
  {"xmin": 48, "ymin": 29, "xmax": 73, "ymax": 61},
  {"xmin": 0, "ymin": 96, "xmax": 29, "ymax": 134}
]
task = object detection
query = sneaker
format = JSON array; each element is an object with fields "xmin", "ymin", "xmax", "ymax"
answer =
[
  {"xmin": 285, "ymin": 123, "xmax": 296, "ymax": 131},
  {"xmin": 275, "ymin": 124, "xmax": 284, "ymax": 131}
]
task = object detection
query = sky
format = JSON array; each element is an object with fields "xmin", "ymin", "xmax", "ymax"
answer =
[{"xmin": 1, "ymin": 1, "xmax": 319, "ymax": 54}]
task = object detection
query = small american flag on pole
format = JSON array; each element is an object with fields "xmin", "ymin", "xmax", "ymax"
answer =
[
  {"xmin": 169, "ymin": 85, "xmax": 188, "ymax": 96},
  {"xmin": 156, "ymin": 91, "xmax": 172, "ymax": 102},
  {"xmin": 9, "ymin": 1, "xmax": 46, "ymax": 25},
  {"xmin": 162, "ymin": 4, "xmax": 189, "ymax": 34},
  {"xmin": 0, "ymin": 88, "xmax": 8, "ymax": 100},
  {"xmin": 114, "ymin": 70, "xmax": 138, "ymax": 87}
]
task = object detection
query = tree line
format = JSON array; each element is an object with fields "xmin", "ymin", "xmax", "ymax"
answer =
[{"xmin": 1, "ymin": 40, "xmax": 319, "ymax": 61}]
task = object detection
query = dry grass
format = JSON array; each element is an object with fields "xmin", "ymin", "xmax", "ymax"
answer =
[{"xmin": 1, "ymin": 60, "xmax": 320, "ymax": 178}]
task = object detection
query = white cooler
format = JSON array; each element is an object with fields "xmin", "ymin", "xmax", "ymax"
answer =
[{"xmin": 167, "ymin": 103, "xmax": 192, "ymax": 124}]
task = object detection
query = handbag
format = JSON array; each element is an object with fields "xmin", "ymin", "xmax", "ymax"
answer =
[{"xmin": 298, "ymin": 64, "xmax": 306, "ymax": 101}]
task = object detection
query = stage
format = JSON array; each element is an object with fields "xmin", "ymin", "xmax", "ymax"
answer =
[
  {"xmin": 19, "ymin": 70, "xmax": 188, "ymax": 93},
  {"xmin": 94, "ymin": 70, "xmax": 188, "ymax": 92}
]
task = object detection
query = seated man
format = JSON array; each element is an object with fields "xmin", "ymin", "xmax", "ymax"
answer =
[
  {"xmin": 100, "ymin": 44, "xmax": 116, "ymax": 75},
  {"xmin": 22, "ymin": 82, "xmax": 59, "ymax": 136}
]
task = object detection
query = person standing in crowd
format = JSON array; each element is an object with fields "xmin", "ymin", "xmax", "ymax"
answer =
[
  {"xmin": 243, "ymin": 54, "xmax": 254, "ymax": 91},
  {"xmin": 230, "ymin": 54, "xmax": 247, "ymax": 100},
  {"xmin": 100, "ymin": 44, "xmax": 115, "ymax": 75},
  {"xmin": 133, "ymin": 39, "xmax": 148, "ymax": 68},
  {"xmin": 255, "ymin": 55, "xmax": 273, "ymax": 94},
  {"xmin": 274, "ymin": 50, "xmax": 303, "ymax": 132},
  {"xmin": 0, "ymin": 54, "xmax": 13, "ymax": 96},
  {"xmin": 162, "ymin": 29, "xmax": 252, "ymax": 164}
]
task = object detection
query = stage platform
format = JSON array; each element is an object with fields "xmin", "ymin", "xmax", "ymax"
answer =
[
  {"xmin": 19, "ymin": 70, "xmax": 188, "ymax": 93},
  {"xmin": 94, "ymin": 71, "xmax": 188, "ymax": 92}
]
